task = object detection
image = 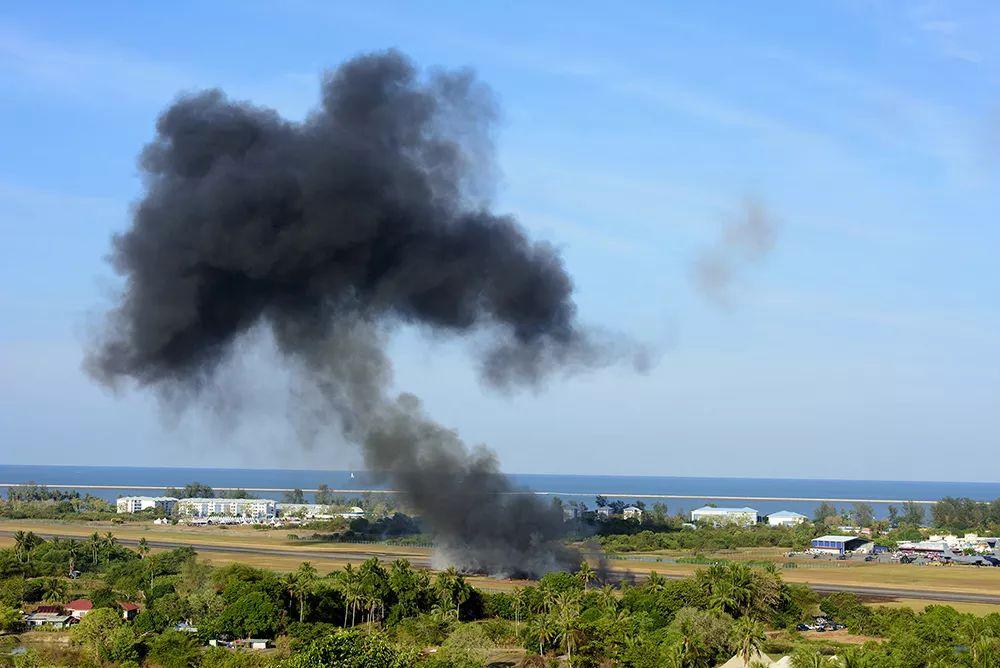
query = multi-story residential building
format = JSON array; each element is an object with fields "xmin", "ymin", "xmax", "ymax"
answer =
[
  {"xmin": 177, "ymin": 497, "xmax": 276, "ymax": 520},
  {"xmin": 116, "ymin": 496, "xmax": 178, "ymax": 514}
]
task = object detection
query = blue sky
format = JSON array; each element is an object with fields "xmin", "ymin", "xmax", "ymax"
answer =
[{"xmin": 1, "ymin": 1, "xmax": 998, "ymax": 480}]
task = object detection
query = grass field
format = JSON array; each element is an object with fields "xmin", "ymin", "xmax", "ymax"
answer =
[
  {"xmin": 866, "ymin": 597, "xmax": 1000, "ymax": 616},
  {"xmin": 6, "ymin": 520, "xmax": 1000, "ymax": 602}
]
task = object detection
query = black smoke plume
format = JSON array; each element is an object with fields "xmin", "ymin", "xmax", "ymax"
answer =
[{"xmin": 88, "ymin": 50, "xmax": 625, "ymax": 577}]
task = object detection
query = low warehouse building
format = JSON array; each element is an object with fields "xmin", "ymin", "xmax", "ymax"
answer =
[
  {"xmin": 690, "ymin": 506, "xmax": 759, "ymax": 527},
  {"xmin": 811, "ymin": 535, "xmax": 869, "ymax": 555}
]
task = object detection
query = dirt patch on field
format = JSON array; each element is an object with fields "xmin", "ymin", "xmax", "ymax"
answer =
[{"xmin": 799, "ymin": 628, "xmax": 882, "ymax": 645}]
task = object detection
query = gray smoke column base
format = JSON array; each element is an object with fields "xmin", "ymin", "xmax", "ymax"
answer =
[{"xmin": 365, "ymin": 394, "xmax": 581, "ymax": 577}]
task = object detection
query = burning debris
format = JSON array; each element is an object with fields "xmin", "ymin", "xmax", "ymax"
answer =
[{"xmin": 87, "ymin": 50, "xmax": 635, "ymax": 577}]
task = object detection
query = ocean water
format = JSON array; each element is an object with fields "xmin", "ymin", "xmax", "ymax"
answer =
[{"xmin": 2, "ymin": 464, "xmax": 999, "ymax": 519}]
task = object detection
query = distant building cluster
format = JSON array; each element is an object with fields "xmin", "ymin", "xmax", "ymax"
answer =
[
  {"xmin": 177, "ymin": 497, "xmax": 277, "ymax": 521},
  {"xmin": 23, "ymin": 599, "xmax": 138, "ymax": 629},
  {"xmin": 115, "ymin": 495, "xmax": 365, "ymax": 525},
  {"xmin": 116, "ymin": 496, "xmax": 177, "ymax": 514}
]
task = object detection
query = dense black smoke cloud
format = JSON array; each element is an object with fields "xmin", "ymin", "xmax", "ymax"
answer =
[{"xmin": 88, "ymin": 50, "xmax": 629, "ymax": 576}]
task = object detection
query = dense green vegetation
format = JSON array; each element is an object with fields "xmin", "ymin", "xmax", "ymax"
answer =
[
  {"xmin": 1, "ymin": 484, "xmax": 119, "ymax": 521},
  {"xmin": 4, "ymin": 529, "xmax": 1000, "ymax": 667}
]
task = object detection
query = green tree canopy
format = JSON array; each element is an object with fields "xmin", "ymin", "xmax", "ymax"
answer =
[{"xmin": 282, "ymin": 629, "xmax": 416, "ymax": 668}]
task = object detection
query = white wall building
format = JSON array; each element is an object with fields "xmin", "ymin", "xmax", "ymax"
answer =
[
  {"xmin": 177, "ymin": 498, "xmax": 276, "ymax": 520},
  {"xmin": 766, "ymin": 510, "xmax": 809, "ymax": 527},
  {"xmin": 690, "ymin": 506, "xmax": 759, "ymax": 527},
  {"xmin": 623, "ymin": 506, "xmax": 643, "ymax": 520},
  {"xmin": 116, "ymin": 496, "xmax": 178, "ymax": 514},
  {"xmin": 276, "ymin": 503, "xmax": 364, "ymax": 520}
]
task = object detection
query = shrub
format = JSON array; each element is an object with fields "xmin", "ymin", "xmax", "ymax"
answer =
[
  {"xmin": 148, "ymin": 630, "xmax": 202, "ymax": 668},
  {"xmin": 282, "ymin": 629, "xmax": 416, "ymax": 667}
]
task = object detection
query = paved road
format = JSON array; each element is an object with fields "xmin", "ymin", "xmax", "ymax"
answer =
[{"xmin": 6, "ymin": 530, "xmax": 1000, "ymax": 605}]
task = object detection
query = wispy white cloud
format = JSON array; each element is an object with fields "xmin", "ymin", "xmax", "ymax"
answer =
[
  {"xmin": 906, "ymin": 1, "xmax": 996, "ymax": 65},
  {"xmin": 0, "ymin": 25, "xmax": 194, "ymax": 106},
  {"xmin": 0, "ymin": 23, "xmax": 319, "ymax": 118}
]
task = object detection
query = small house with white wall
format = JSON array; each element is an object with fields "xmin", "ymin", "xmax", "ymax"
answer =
[{"xmin": 766, "ymin": 510, "xmax": 808, "ymax": 527}]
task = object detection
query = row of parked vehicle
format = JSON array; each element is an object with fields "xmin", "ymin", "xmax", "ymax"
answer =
[{"xmin": 796, "ymin": 616, "xmax": 847, "ymax": 633}]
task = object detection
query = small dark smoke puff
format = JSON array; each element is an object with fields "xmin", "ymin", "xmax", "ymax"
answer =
[{"xmin": 88, "ymin": 50, "xmax": 594, "ymax": 576}]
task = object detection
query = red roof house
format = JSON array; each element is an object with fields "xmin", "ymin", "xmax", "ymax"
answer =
[
  {"xmin": 65, "ymin": 599, "xmax": 94, "ymax": 619},
  {"xmin": 118, "ymin": 601, "xmax": 140, "ymax": 621}
]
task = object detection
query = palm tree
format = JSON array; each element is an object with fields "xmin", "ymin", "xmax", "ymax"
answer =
[
  {"xmin": 512, "ymin": 588, "xmax": 526, "ymax": 634},
  {"xmin": 970, "ymin": 638, "xmax": 1000, "ymax": 668},
  {"xmin": 646, "ymin": 570, "xmax": 668, "ymax": 593},
  {"xmin": 434, "ymin": 567, "xmax": 471, "ymax": 621},
  {"xmin": 102, "ymin": 532, "xmax": 117, "ymax": 552},
  {"xmin": 598, "ymin": 583, "xmax": 618, "ymax": 612},
  {"xmin": 790, "ymin": 647, "xmax": 832, "ymax": 668},
  {"xmin": 88, "ymin": 532, "xmax": 101, "ymax": 566},
  {"xmin": 576, "ymin": 561, "xmax": 597, "ymax": 590},
  {"xmin": 41, "ymin": 578, "xmax": 68, "ymax": 603},
  {"xmin": 137, "ymin": 537, "xmax": 150, "ymax": 559},
  {"xmin": 530, "ymin": 615, "xmax": 557, "ymax": 658},
  {"xmin": 338, "ymin": 564, "xmax": 360, "ymax": 627},
  {"xmin": 66, "ymin": 540, "xmax": 80, "ymax": 576},
  {"xmin": 290, "ymin": 562, "xmax": 317, "ymax": 623},
  {"xmin": 12, "ymin": 531, "xmax": 28, "ymax": 564},
  {"xmin": 733, "ymin": 617, "xmax": 767, "ymax": 666},
  {"xmin": 550, "ymin": 591, "xmax": 584, "ymax": 663},
  {"xmin": 13, "ymin": 531, "xmax": 40, "ymax": 565}
]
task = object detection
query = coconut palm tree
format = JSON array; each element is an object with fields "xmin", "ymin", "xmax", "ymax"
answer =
[
  {"xmin": 733, "ymin": 617, "xmax": 767, "ymax": 666},
  {"xmin": 599, "ymin": 583, "xmax": 618, "ymax": 612},
  {"xmin": 13, "ymin": 531, "xmax": 40, "ymax": 565},
  {"xmin": 434, "ymin": 567, "xmax": 471, "ymax": 621},
  {"xmin": 646, "ymin": 570, "xmax": 668, "ymax": 593},
  {"xmin": 88, "ymin": 532, "xmax": 101, "ymax": 566},
  {"xmin": 137, "ymin": 537, "xmax": 150, "ymax": 559},
  {"xmin": 576, "ymin": 561, "xmax": 597, "ymax": 590},
  {"xmin": 529, "ymin": 615, "xmax": 557, "ymax": 658},
  {"xmin": 102, "ymin": 531, "xmax": 117, "ymax": 552},
  {"xmin": 550, "ymin": 591, "xmax": 584, "ymax": 663},
  {"xmin": 66, "ymin": 540, "xmax": 80, "ymax": 575},
  {"xmin": 511, "ymin": 588, "xmax": 526, "ymax": 634},
  {"xmin": 791, "ymin": 647, "xmax": 832, "ymax": 668},
  {"xmin": 289, "ymin": 562, "xmax": 317, "ymax": 623},
  {"xmin": 338, "ymin": 564, "xmax": 361, "ymax": 627},
  {"xmin": 40, "ymin": 578, "xmax": 69, "ymax": 603}
]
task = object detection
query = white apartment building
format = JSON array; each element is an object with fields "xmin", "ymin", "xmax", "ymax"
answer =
[
  {"xmin": 177, "ymin": 497, "xmax": 276, "ymax": 520},
  {"xmin": 116, "ymin": 496, "xmax": 178, "ymax": 514},
  {"xmin": 690, "ymin": 506, "xmax": 759, "ymax": 527}
]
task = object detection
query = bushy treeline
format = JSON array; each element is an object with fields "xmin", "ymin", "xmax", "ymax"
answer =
[
  {"xmin": 598, "ymin": 523, "xmax": 819, "ymax": 553},
  {"xmin": 2, "ymin": 483, "xmax": 117, "ymax": 521},
  {"xmin": 818, "ymin": 592, "xmax": 1000, "ymax": 666},
  {"xmin": 5, "ymin": 529, "xmax": 1000, "ymax": 667}
]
